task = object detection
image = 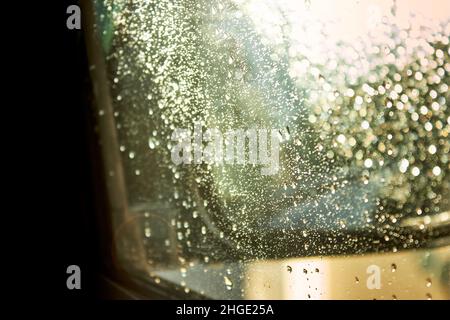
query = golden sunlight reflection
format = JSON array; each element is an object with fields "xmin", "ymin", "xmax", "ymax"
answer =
[{"xmin": 244, "ymin": 245, "xmax": 450, "ymax": 299}]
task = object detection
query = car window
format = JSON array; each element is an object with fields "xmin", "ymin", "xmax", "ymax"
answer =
[{"xmin": 89, "ymin": 0, "xmax": 450, "ymax": 299}]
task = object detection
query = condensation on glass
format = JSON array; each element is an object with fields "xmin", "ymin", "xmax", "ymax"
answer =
[{"xmin": 87, "ymin": 0, "xmax": 450, "ymax": 299}]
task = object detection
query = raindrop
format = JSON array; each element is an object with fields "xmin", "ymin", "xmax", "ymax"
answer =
[
  {"xmin": 148, "ymin": 137, "xmax": 156, "ymax": 149},
  {"xmin": 432, "ymin": 166, "xmax": 441, "ymax": 176},
  {"xmin": 411, "ymin": 167, "xmax": 420, "ymax": 177},
  {"xmin": 224, "ymin": 276, "xmax": 233, "ymax": 290},
  {"xmin": 364, "ymin": 158, "xmax": 373, "ymax": 168},
  {"xmin": 391, "ymin": 263, "xmax": 397, "ymax": 272},
  {"xmin": 428, "ymin": 145, "xmax": 437, "ymax": 154},
  {"xmin": 337, "ymin": 134, "xmax": 346, "ymax": 144},
  {"xmin": 399, "ymin": 159, "xmax": 409, "ymax": 173}
]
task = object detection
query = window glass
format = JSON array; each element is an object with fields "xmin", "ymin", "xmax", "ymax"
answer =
[{"xmin": 91, "ymin": 0, "xmax": 450, "ymax": 299}]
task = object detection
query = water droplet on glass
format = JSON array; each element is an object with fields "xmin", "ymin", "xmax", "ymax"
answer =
[
  {"xmin": 224, "ymin": 276, "xmax": 233, "ymax": 290},
  {"xmin": 411, "ymin": 167, "xmax": 420, "ymax": 177},
  {"xmin": 432, "ymin": 166, "xmax": 441, "ymax": 176},
  {"xmin": 148, "ymin": 137, "xmax": 156, "ymax": 149},
  {"xmin": 364, "ymin": 158, "xmax": 373, "ymax": 168},
  {"xmin": 391, "ymin": 263, "xmax": 397, "ymax": 272}
]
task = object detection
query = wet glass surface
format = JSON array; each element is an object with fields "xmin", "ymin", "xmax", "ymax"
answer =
[{"xmin": 89, "ymin": 0, "xmax": 450, "ymax": 299}]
